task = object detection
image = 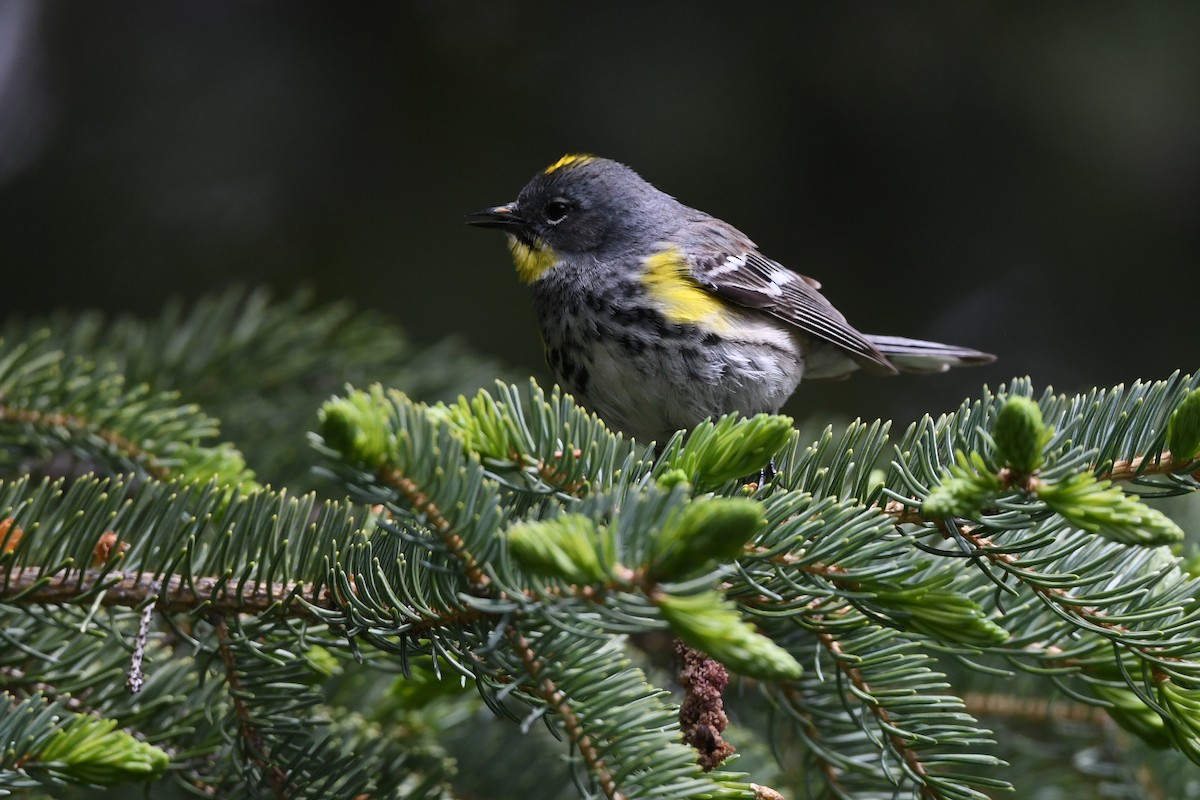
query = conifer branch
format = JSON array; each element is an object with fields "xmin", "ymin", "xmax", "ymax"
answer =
[
  {"xmin": 507, "ymin": 626, "xmax": 623, "ymax": 800},
  {"xmin": 376, "ymin": 466, "xmax": 490, "ymax": 589},
  {"xmin": 1101, "ymin": 450, "xmax": 1199, "ymax": 482},
  {"xmin": 960, "ymin": 692, "xmax": 1108, "ymax": 724},
  {"xmin": 533, "ymin": 451, "xmax": 587, "ymax": 496},
  {"xmin": 0, "ymin": 566, "xmax": 496, "ymax": 643},
  {"xmin": 0, "ymin": 667, "xmax": 89, "ymax": 713},
  {"xmin": 0, "ymin": 405, "xmax": 171, "ymax": 480},
  {"xmin": 4, "ymin": 293, "xmax": 1200, "ymax": 799},
  {"xmin": 812, "ymin": 624, "xmax": 940, "ymax": 800},
  {"xmin": 883, "ymin": 500, "xmax": 926, "ymax": 525},
  {"xmin": 883, "ymin": 449, "xmax": 1199, "ymax": 525},
  {"xmin": 213, "ymin": 614, "xmax": 291, "ymax": 799},
  {"xmin": 941, "ymin": 519, "xmax": 1184, "ymax": 681},
  {"xmin": 750, "ymin": 783, "xmax": 785, "ymax": 800},
  {"xmin": 776, "ymin": 683, "xmax": 849, "ymax": 797},
  {"xmin": 1, "ymin": 568, "xmax": 325, "ymax": 617},
  {"xmin": 749, "ymin": 546, "xmax": 851, "ymax": 579}
]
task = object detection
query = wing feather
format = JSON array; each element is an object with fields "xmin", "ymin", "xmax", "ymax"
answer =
[{"xmin": 681, "ymin": 222, "xmax": 895, "ymax": 372}]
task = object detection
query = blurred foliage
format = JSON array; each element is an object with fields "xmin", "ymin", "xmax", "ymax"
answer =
[{"xmin": 0, "ymin": 287, "xmax": 503, "ymax": 491}]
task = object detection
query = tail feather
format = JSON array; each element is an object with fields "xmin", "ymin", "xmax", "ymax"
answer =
[{"xmin": 866, "ymin": 334, "xmax": 996, "ymax": 375}]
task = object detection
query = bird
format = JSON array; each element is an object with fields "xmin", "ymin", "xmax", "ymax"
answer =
[{"xmin": 468, "ymin": 154, "xmax": 994, "ymax": 444}]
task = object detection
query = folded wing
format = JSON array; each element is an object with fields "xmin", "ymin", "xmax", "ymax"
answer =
[{"xmin": 683, "ymin": 226, "xmax": 896, "ymax": 373}]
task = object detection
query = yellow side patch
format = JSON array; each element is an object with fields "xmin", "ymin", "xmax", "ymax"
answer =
[
  {"xmin": 641, "ymin": 248, "xmax": 729, "ymax": 329},
  {"xmin": 544, "ymin": 154, "xmax": 595, "ymax": 174},
  {"xmin": 507, "ymin": 235, "xmax": 559, "ymax": 283}
]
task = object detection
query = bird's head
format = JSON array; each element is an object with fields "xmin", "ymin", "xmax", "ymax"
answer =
[{"xmin": 468, "ymin": 154, "xmax": 675, "ymax": 283}]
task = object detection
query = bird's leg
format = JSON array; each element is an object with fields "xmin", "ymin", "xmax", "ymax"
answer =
[{"xmin": 752, "ymin": 457, "xmax": 777, "ymax": 491}]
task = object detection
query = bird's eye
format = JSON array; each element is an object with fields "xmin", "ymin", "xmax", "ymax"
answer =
[{"xmin": 544, "ymin": 199, "xmax": 572, "ymax": 225}]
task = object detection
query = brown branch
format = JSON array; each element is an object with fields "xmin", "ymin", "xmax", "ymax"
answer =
[
  {"xmin": 745, "ymin": 546, "xmax": 851, "ymax": 580},
  {"xmin": 883, "ymin": 500, "xmax": 925, "ymax": 526},
  {"xmin": 2, "ymin": 568, "xmax": 325, "ymax": 617},
  {"xmin": 960, "ymin": 691, "xmax": 1108, "ymax": 725},
  {"xmin": 509, "ymin": 447, "xmax": 589, "ymax": 496},
  {"xmin": 534, "ymin": 457, "xmax": 586, "ymax": 496},
  {"xmin": 508, "ymin": 625, "xmax": 624, "ymax": 800},
  {"xmin": 0, "ymin": 567, "xmax": 489, "ymax": 637},
  {"xmin": 1102, "ymin": 450, "xmax": 1197, "ymax": 482},
  {"xmin": 376, "ymin": 467, "xmax": 490, "ymax": 588},
  {"xmin": 213, "ymin": 614, "xmax": 291, "ymax": 799},
  {"xmin": 814, "ymin": 626, "xmax": 941, "ymax": 800},
  {"xmin": 464, "ymin": 446, "xmax": 591, "ymax": 496},
  {"xmin": 0, "ymin": 405, "xmax": 172, "ymax": 479}
]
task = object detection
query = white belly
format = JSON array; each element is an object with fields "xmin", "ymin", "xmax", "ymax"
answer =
[{"xmin": 575, "ymin": 313, "xmax": 806, "ymax": 444}]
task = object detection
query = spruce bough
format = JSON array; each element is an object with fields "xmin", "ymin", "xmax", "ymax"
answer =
[{"xmin": 1, "ymin": 291, "xmax": 1199, "ymax": 800}]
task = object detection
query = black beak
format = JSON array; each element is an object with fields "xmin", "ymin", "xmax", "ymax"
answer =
[{"xmin": 465, "ymin": 202, "xmax": 523, "ymax": 230}]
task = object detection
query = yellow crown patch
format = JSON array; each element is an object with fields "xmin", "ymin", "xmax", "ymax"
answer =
[{"xmin": 544, "ymin": 154, "xmax": 595, "ymax": 174}]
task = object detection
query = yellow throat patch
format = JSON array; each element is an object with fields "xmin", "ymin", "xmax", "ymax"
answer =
[
  {"xmin": 507, "ymin": 235, "xmax": 559, "ymax": 283},
  {"xmin": 641, "ymin": 248, "xmax": 728, "ymax": 329}
]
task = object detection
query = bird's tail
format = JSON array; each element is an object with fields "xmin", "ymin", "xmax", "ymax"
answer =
[{"xmin": 865, "ymin": 334, "xmax": 995, "ymax": 374}]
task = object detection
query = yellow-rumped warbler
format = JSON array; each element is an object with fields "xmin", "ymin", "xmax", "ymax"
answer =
[{"xmin": 468, "ymin": 154, "xmax": 995, "ymax": 444}]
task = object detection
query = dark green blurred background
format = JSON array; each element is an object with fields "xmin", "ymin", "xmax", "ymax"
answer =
[{"xmin": 1, "ymin": 2, "xmax": 1197, "ymax": 426}]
